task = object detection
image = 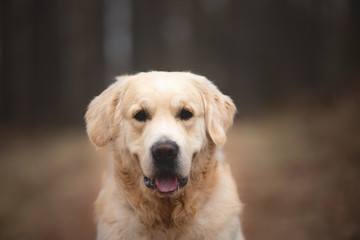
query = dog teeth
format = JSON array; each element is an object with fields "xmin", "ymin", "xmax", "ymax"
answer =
[{"xmin": 145, "ymin": 175, "xmax": 188, "ymax": 193}]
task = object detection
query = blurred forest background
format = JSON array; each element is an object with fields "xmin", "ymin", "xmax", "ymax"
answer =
[{"xmin": 0, "ymin": 0, "xmax": 359, "ymax": 240}]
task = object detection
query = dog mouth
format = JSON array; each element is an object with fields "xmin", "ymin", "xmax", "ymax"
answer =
[{"xmin": 143, "ymin": 174, "xmax": 188, "ymax": 194}]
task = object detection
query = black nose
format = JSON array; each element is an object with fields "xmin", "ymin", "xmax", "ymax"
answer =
[{"xmin": 151, "ymin": 141, "xmax": 179, "ymax": 170}]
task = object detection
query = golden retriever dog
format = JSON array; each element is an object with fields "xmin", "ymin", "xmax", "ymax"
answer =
[{"xmin": 85, "ymin": 71, "xmax": 244, "ymax": 240}]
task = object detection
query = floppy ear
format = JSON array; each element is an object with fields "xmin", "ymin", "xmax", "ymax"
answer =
[
  {"xmin": 85, "ymin": 80, "xmax": 123, "ymax": 148},
  {"xmin": 201, "ymin": 80, "xmax": 236, "ymax": 146}
]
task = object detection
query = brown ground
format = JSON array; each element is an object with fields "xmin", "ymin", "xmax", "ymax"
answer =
[{"xmin": 0, "ymin": 103, "xmax": 359, "ymax": 240}]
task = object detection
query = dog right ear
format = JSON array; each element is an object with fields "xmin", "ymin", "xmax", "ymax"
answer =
[{"xmin": 85, "ymin": 79, "xmax": 124, "ymax": 148}]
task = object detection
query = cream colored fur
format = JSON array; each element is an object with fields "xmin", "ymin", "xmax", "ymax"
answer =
[{"xmin": 85, "ymin": 71, "xmax": 244, "ymax": 240}]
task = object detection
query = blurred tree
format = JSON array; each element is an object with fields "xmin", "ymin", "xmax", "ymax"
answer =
[{"xmin": 0, "ymin": 0, "xmax": 104, "ymax": 126}]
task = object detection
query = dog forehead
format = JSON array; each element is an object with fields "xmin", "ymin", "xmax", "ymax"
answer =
[{"xmin": 126, "ymin": 73, "xmax": 200, "ymax": 101}]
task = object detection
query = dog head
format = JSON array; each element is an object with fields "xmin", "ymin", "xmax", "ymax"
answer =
[{"xmin": 85, "ymin": 72, "xmax": 236, "ymax": 195}]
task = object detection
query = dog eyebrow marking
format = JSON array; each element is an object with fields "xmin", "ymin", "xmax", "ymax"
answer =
[
  {"xmin": 171, "ymin": 94, "xmax": 203, "ymax": 117},
  {"xmin": 128, "ymin": 99, "xmax": 154, "ymax": 119}
]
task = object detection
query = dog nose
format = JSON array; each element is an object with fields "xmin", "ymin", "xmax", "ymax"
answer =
[{"xmin": 151, "ymin": 141, "xmax": 179, "ymax": 169}]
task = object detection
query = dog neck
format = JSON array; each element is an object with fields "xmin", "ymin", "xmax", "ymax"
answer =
[{"xmin": 110, "ymin": 145, "xmax": 219, "ymax": 231}]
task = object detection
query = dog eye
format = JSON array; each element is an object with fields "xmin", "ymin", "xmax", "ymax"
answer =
[
  {"xmin": 134, "ymin": 110, "xmax": 147, "ymax": 122},
  {"xmin": 179, "ymin": 109, "xmax": 193, "ymax": 120}
]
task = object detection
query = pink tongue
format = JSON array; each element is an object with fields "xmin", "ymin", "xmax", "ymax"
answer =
[{"xmin": 155, "ymin": 175, "xmax": 178, "ymax": 193}]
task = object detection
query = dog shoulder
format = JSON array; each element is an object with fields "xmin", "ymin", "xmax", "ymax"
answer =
[
  {"xmin": 188, "ymin": 162, "xmax": 243, "ymax": 239},
  {"xmin": 95, "ymin": 173, "xmax": 147, "ymax": 240}
]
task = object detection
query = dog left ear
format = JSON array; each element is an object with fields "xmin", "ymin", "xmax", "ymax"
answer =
[
  {"xmin": 201, "ymin": 80, "xmax": 237, "ymax": 147},
  {"xmin": 85, "ymin": 80, "xmax": 123, "ymax": 148}
]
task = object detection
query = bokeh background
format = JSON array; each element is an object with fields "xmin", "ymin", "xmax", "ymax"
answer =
[{"xmin": 1, "ymin": 0, "xmax": 359, "ymax": 239}]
